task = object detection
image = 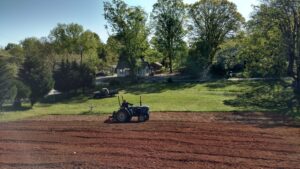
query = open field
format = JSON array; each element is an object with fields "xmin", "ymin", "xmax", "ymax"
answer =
[
  {"xmin": 0, "ymin": 112, "xmax": 299, "ymax": 169},
  {"xmin": 1, "ymin": 80, "xmax": 298, "ymax": 122}
]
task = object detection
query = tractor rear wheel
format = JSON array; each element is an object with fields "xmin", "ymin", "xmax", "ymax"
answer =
[{"xmin": 116, "ymin": 110, "xmax": 129, "ymax": 123}]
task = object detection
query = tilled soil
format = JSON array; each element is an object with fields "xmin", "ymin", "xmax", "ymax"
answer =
[{"xmin": 0, "ymin": 112, "xmax": 299, "ymax": 169}]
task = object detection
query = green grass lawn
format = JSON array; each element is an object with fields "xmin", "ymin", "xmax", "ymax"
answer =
[{"xmin": 1, "ymin": 80, "xmax": 299, "ymax": 122}]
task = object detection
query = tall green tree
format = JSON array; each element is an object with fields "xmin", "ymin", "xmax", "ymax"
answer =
[
  {"xmin": 102, "ymin": 36, "xmax": 120, "ymax": 65},
  {"xmin": 0, "ymin": 57, "xmax": 17, "ymax": 110},
  {"xmin": 54, "ymin": 60, "xmax": 94, "ymax": 93},
  {"xmin": 19, "ymin": 38, "xmax": 54, "ymax": 106},
  {"xmin": 1, "ymin": 48, "xmax": 30, "ymax": 108},
  {"xmin": 239, "ymin": 19, "xmax": 287, "ymax": 78},
  {"xmin": 5, "ymin": 43, "xmax": 24, "ymax": 65},
  {"xmin": 13, "ymin": 80, "xmax": 31, "ymax": 108},
  {"xmin": 189, "ymin": 0, "xmax": 244, "ymax": 65},
  {"xmin": 35, "ymin": 37, "xmax": 60, "ymax": 73},
  {"xmin": 151, "ymin": 0, "xmax": 186, "ymax": 73},
  {"xmin": 79, "ymin": 30, "xmax": 102, "ymax": 71},
  {"xmin": 49, "ymin": 23, "xmax": 102, "ymax": 72},
  {"xmin": 54, "ymin": 60, "xmax": 70, "ymax": 93},
  {"xmin": 104, "ymin": 0, "xmax": 149, "ymax": 77},
  {"xmin": 49, "ymin": 23, "xmax": 84, "ymax": 55},
  {"xmin": 97, "ymin": 36, "xmax": 121, "ymax": 74},
  {"xmin": 253, "ymin": 0, "xmax": 300, "ymax": 91}
]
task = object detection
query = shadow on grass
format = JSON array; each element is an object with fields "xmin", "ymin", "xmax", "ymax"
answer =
[
  {"xmin": 205, "ymin": 80, "xmax": 275, "ymax": 90},
  {"xmin": 80, "ymin": 111, "xmax": 102, "ymax": 115},
  {"xmin": 41, "ymin": 92, "xmax": 90, "ymax": 105},
  {"xmin": 206, "ymin": 79, "xmax": 300, "ymax": 126},
  {"xmin": 123, "ymin": 82, "xmax": 197, "ymax": 95},
  {"xmin": 1, "ymin": 105, "xmax": 32, "ymax": 112}
]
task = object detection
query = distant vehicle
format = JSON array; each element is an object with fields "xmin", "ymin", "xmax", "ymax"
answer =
[
  {"xmin": 93, "ymin": 88, "xmax": 118, "ymax": 99},
  {"xmin": 96, "ymin": 72, "xmax": 108, "ymax": 77}
]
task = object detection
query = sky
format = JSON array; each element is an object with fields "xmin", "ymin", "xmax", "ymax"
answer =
[{"xmin": 0, "ymin": 0, "xmax": 260, "ymax": 47}]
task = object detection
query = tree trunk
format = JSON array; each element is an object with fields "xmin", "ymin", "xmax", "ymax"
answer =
[
  {"xmin": 294, "ymin": 65, "xmax": 300, "ymax": 93},
  {"xmin": 169, "ymin": 55, "xmax": 173, "ymax": 73},
  {"xmin": 13, "ymin": 98, "xmax": 22, "ymax": 109},
  {"xmin": 287, "ymin": 49, "xmax": 295, "ymax": 77},
  {"xmin": 168, "ymin": 48, "xmax": 173, "ymax": 73},
  {"xmin": 295, "ymin": 76, "xmax": 300, "ymax": 93},
  {"xmin": 30, "ymin": 100, "xmax": 34, "ymax": 108}
]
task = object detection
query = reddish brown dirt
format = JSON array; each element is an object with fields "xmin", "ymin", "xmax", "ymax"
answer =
[{"xmin": 0, "ymin": 112, "xmax": 300, "ymax": 169}]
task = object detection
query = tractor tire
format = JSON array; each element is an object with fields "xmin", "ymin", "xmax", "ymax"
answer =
[
  {"xmin": 138, "ymin": 114, "xmax": 148, "ymax": 122},
  {"xmin": 116, "ymin": 110, "xmax": 129, "ymax": 123}
]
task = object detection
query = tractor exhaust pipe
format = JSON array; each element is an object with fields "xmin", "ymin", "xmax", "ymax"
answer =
[{"xmin": 140, "ymin": 96, "xmax": 142, "ymax": 106}]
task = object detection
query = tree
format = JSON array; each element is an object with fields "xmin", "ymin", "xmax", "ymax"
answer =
[
  {"xmin": 189, "ymin": 0, "xmax": 244, "ymax": 66},
  {"xmin": 49, "ymin": 23, "xmax": 84, "ymax": 55},
  {"xmin": 54, "ymin": 60, "xmax": 94, "ymax": 93},
  {"xmin": 79, "ymin": 30, "xmax": 102, "ymax": 72},
  {"xmin": 39, "ymin": 39, "xmax": 60, "ymax": 72},
  {"xmin": 13, "ymin": 80, "xmax": 31, "ymax": 108},
  {"xmin": 4, "ymin": 43, "xmax": 24, "ymax": 65},
  {"xmin": 54, "ymin": 60, "xmax": 70, "ymax": 93},
  {"xmin": 97, "ymin": 36, "xmax": 121, "ymax": 73},
  {"xmin": 143, "ymin": 48, "xmax": 164, "ymax": 64},
  {"xmin": 79, "ymin": 63, "xmax": 95, "ymax": 92},
  {"xmin": 151, "ymin": 0, "xmax": 186, "ymax": 73},
  {"xmin": 252, "ymin": 0, "xmax": 300, "ymax": 91},
  {"xmin": 49, "ymin": 23, "xmax": 102, "ymax": 73},
  {"xmin": 104, "ymin": 0, "xmax": 149, "ymax": 77},
  {"xmin": 19, "ymin": 38, "xmax": 54, "ymax": 106},
  {"xmin": 210, "ymin": 35, "xmax": 243, "ymax": 77},
  {"xmin": 0, "ymin": 57, "xmax": 17, "ymax": 110},
  {"xmin": 1, "ymin": 48, "xmax": 30, "ymax": 109},
  {"xmin": 239, "ymin": 21, "xmax": 287, "ymax": 78}
]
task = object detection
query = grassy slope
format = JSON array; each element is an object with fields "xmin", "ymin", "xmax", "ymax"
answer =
[{"xmin": 0, "ymin": 80, "xmax": 296, "ymax": 122}]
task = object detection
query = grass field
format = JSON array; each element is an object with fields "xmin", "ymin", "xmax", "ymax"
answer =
[{"xmin": 0, "ymin": 80, "xmax": 299, "ymax": 122}]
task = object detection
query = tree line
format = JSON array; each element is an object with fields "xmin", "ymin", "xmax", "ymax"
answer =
[
  {"xmin": 0, "ymin": 24, "xmax": 104, "ymax": 108},
  {"xmin": 104, "ymin": 0, "xmax": 300, "ymax": 88},
  {"xmin": 0, "ymin": 0, "xmax": 299, "ymax": 109}
]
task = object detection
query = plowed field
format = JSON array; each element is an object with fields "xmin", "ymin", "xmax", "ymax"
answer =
[{"xmin": 0, "ymin": 112, "xmax": 299, "ymax": 169}]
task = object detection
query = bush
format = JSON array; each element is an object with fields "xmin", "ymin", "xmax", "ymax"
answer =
[
  {"xmin": 210, "ymin": 63, "xmax": 226, "ymax": 78},
  {"xmin": 13, "ymin": 80, "xmax": 31, "ymax": 108},
  {"xmin": 166, "ymin": 77, "xmax": 173, "ymax": 83},
  {"xmin": 109, "ymin": 79, "xmax": 121, "ymax": 86},
  {"xmin": 54, "ymin": 60, "xmax": 95, "ymax": 93},
  {"xmin": 19, "ymin": 55, "xmax": 54, "ymax": 106},
  {"xmin": 184, "ymin": 41, "xmax": 210, "ymax": 78}
]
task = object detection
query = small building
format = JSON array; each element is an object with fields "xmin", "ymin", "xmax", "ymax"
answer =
[
  {"xmin": 117, "ymin": 68, "xmax": 131, "ymax": 77},
  {"xmin": 150, "ymin": 62, "xmax": 163, "ymax": 73},
  {"xmin": 116, "ymin": 58, "xmax": 151, "ymax": 77},
  {"xmin": 137, "ymin": 61, "xmax": 151, "ymax": 77}
]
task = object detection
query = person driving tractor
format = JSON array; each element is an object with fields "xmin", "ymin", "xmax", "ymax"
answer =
[{"xmin": 121, "ymin": 100, "xmax": 133, "ymax": 108}]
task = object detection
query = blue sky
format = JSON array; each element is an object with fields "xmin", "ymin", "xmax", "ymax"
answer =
[{"xmin": 0, "ymin": 0, "xmax": 259, "ymax": 47}]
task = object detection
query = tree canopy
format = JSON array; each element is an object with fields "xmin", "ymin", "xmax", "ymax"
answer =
[
  {"xmin": 189, "ymin": 0, "xmax": 244, "ymax": 64},
  {"xmin": 0, "ymin": 57, "xmax": 17, "ymax": 109},
  {"xmin": 151, "ymin": 0, "xmax": 186, "ymax": 73},
  {"xmin": 104, "ymin": 0, "xmax": 149, "ymax": 77},
  {"xmin": 19, "ymin": 38, "xmax": 54, "ymax": 106}
]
